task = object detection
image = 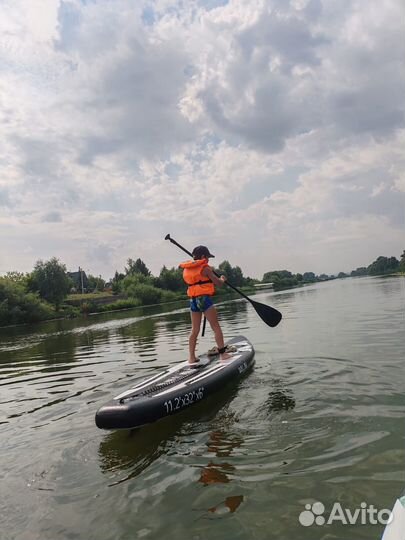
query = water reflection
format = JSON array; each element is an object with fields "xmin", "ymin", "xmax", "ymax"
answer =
[
  {"xmin": 198, "ymin": 462, "xmax": 233, "ymax": 485},
  {"xmin": 35, "ymin": 332, "xmax": 78, "ymax": 366},
  {"xmin": 98, "ymin": 385, "xmax": 242, "ymax": 484},
  {"xmin": 98, "ymin": 421, "xmax": 179, "ymax": 485},
  {"xmin": 202, "ymin": 495, "xmax": 244, "ymax": 517},
  {"xmin": 206, "ymin": 429, "xmax": 244, "ymax": 457},
  {"xmin": 372, "ymin": 275, "xmax": 405, "ymax": 296},
  {"xmin": 196, "ymin": 495, "xmax": 244, "ymax": 521},
  {"xmin": 0, "ymin": 331, "xmax": 79, "ymax": 384},
  {"xmin": 117, "ymin": 317, "xmax": 160, "ymax": 352},
  {"xmin": 198, "ymin": 430, "xmax": 243, "ymax": 486},
  {"xmin": 265, "ymin": 380, "xmax": 296, "ymax": 413},
  {"xmin": 219, "ymin": 299, "xmax": 248, "ymax": 326}
]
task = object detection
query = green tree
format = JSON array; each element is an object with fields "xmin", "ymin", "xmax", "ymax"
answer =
[
  {"xmin": 28, "ymin": 258, "xmax": 72, "ymax": 309},
  {"xmin": 120, "ymin": 273, "xmax": 154, "ymax": 295},
  {"xmin": 111, "ymin": 270, "xmax": 125, "ymax": 294},
  {"xmin": 337, "ymin": 272, "xmax": 348, "ymax": 278},
  {"xmin": 87, "ymin": 274, "xmax": 106, "ymax": 292},
  {"xmin": 218, "ymin": 260, "xmax": 246, "ymax": 287},
  {"xmin": 262, "ymin": 270, "xmax": 293, "ymax": 282},
  {"xmin": 399, "ymin": 251, "xmax": 405, "ymax": 273},
  {"xmin": 119, "ymin": 273, "xmax": 180, "ymax": 305},
  {"xmin": 351, "ymin": 267, "xmax": 368, "ymax": 277},
  {"xmin": 125, "ymin": 258, "xmax": 151, "ymax": 277},
  {"xmin": 5, "ymin": 271, "xmax": 29, "ymax": 287},
  {"xmin": 367, "ymin": 256, "xmax": 399, "ymax": 275},
  {"xmin": 261, "ymin": 270, "xmax": 298, "ymax": 290},
  {"xmin": 156, "ymin": 266, "xmax": 184, "ymax": 292},
  {"xmin": 0, "ymin": 277, "xmax": 53, "ymax": 326}
]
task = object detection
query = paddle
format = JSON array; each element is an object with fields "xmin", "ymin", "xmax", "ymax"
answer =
[{"xmin": 165, "ymin": 234, "xmax": 282, "ymax": 328}]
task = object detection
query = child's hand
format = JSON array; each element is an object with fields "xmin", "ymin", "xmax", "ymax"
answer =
[{"xmin": 220, "ymin": 275, "xmax": 227, "ymax": 283}]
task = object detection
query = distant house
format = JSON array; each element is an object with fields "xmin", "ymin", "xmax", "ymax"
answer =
[{"xmin": 68, "ymin": 268, "xmax": 89, "ymax": 293}]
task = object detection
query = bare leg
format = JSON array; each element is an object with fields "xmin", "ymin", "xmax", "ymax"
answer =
[
  {"xmin": 204, "ymin": 306, "xmax": 231, "ymax": 361},
  {"xmin": 189, "ymin": 311, "xmax": 203, "ymax": 364}
]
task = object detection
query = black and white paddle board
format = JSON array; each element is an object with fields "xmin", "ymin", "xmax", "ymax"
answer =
[{"xmin": 95, "ymin": 336, "xmax": 255, "ymax": 430}]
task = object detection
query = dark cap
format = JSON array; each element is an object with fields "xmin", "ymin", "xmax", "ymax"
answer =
[{"xmin": 192, "ymin": 245, "xmax": 215, "ymax": 259}]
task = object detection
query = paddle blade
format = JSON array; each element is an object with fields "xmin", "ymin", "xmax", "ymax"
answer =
[{"xmin": 250, "ymin": 299, "xmax": 282, "ymax": 328}]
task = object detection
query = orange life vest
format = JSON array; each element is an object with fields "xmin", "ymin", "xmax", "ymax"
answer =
[{"xmin": 179, "ymin": 258, "xmax": 215, "ymax": 297}]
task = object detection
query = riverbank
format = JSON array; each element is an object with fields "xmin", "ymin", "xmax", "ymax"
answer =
[
  {"xmin": 0, "ymin": 285, "xmax": 257, "ymax": 329},
  {"xmin": 2, "ymin": 272, "xmax": 403, "ymax": 328}
]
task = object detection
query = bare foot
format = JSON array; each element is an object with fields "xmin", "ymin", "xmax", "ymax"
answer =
[{"xmin": 220, "ymin": 352, "xmax": 232, "ymax": 362}]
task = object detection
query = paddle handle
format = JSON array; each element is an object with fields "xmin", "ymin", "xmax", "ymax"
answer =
[{"xmin": 165, "ymin": 234, "xmax": 193, "ymax": 258}]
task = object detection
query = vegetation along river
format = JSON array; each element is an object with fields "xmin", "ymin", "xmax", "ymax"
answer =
[{"xmin": 1, "ymin": 276, "xmax": 404, "ymax": 540}]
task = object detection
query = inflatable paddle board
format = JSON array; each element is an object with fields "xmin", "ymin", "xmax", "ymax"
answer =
[{"xmin": 95, "ymin": 336, "xmax": 255, "ymax": 430}]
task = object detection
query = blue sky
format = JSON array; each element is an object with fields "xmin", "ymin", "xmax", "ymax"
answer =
[{"xmin": 0, "ymin": 0, "xmax": 404, "ymax": 279}]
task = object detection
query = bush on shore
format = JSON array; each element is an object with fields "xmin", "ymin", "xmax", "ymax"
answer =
[{"xmin": 0, "ymin": 278, "xmax": 54, "ymax": 326}]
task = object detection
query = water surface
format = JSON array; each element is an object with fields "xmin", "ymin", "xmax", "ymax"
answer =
[{"xmin": 1, "ymin": 276, "xmax": 404, "ymax": 540}]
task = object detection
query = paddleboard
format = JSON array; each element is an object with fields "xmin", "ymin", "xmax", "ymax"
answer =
[{"xmin": 95, "ymin": 335, "xmax": 255, "ymax": 430}]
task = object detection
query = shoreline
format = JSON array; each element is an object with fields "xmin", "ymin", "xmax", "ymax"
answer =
[{"xmin": 1, "ymin": 273, "xmax": 404, "ymax": 330}]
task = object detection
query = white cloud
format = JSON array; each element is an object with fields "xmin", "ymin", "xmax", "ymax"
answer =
[{"xmin": 0, "ymin": 0, "xmax": 404, "ymax": 278}]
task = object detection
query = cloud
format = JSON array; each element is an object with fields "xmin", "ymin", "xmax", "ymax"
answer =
[
  {"xmin": 182, "ymin": 0, "xmax": 404, "ymax": 151},
  {"xmin": 41, "ymin": 211, "xmax": 62, "ymax": 223},
  {"xmin": 0, "ymin": 0, "xmax": 404, "ymax": 278}
]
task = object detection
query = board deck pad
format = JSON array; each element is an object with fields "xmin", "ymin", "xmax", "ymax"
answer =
[
  {"xmin": 115, "ymin": 354, "xmax": 215, "ymax": 401},
  {"xmin": 95, "ymin": 336, "xmax": 255, "ymax": 430}
]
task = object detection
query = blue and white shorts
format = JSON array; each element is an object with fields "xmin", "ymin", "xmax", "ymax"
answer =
[{"xmin": 190, "ymin": 295, "xmax": 214, "ymax": 313}]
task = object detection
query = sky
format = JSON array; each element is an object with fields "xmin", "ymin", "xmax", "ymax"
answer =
[{"xmin": 0, "ymin": 0, "xmax": 404, "ymax": 280}]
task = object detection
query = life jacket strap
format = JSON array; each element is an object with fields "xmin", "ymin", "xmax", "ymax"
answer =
[{"xmin": 192, "ymin": 279, "xmax": 211, "ymax": 286}]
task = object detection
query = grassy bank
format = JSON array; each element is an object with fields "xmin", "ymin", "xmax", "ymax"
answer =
[{"xmin": 0, "ymin": 282, "xmax": 259, "ymax": 327}]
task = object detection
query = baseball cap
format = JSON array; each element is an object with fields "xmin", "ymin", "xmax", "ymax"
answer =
[{"xmin": 192, "ymin": 245, "xmax": 215, "ymax": 259}]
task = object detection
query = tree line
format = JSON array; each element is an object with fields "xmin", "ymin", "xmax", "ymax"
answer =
[
  {"xmin": 1, "ymin": 250, "xmax": 404, "ymax": 327},
  {"xmin": 0, "ymin": 256, "xmax": 253, "ymax": 326},
  {"xmin": 109, "ymin": 258, "xmax": 254, "ymax": 303},
  {"xmin": 262, "ymin": 251, "xmax": 405, "ymax": 290}
]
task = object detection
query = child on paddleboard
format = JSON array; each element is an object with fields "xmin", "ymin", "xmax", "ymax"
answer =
[{"xmin": 179, "ymin": 245, "xmax": 237, "ymax": 368}]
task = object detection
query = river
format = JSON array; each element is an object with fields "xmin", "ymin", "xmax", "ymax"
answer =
[{"xmin": 1, "ymin": 276, "xmax": 404, "ymax": 540}]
